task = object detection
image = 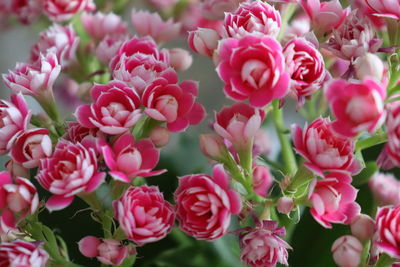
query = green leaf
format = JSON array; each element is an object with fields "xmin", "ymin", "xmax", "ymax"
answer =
[{"xmin": 117, "ymin": 254, "xmax": 136, "ymax": 267}]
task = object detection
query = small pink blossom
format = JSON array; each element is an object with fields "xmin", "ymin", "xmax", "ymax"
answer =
[
  {"xmin": 43, "ymin": 0, "xmax": 95, "ymax": 22},
  {"xmin": 146, "ymin": 0, "xmax": 177, "ymax": 10},
  {"xmin": 222, "ymin": 1, "xmax": 281, "ymax": 39},
  {"xmin": 202, "ymin": 0, "xmax": 244, "ymax": 20},
  {"xmin": 284, "ymin": 13, "xmax": 311, "ymax": 42},
  {"xmin": 75, "ymin": 81, "xmax": 142, "ymax": 135},
  {"xmin": 113, "ymin": 185, "xmax": 175, "ymax": 245},
  {"xmin": 354, "ymin": 53, "xmax": 385, "ymax": 82},
  {"xmin": 179, "ymin": 3, "xmax": 224, "ymax": 33},
  {"xmin": 36, "ymin": 140, "xmax": 106, "ymax": 212},
  {"xmin": 10, "ymin": 128, "xmax": 52, "ymax": 169},
  {"xmin": 95, "ymin": 34, "xmax": 129, "ymax": 65},
  {"xmin": 81, "ymin": 12, "xmax": 127, "ymax": 40},
  {"xmin": 199, "ymin": 134, "xmax": 227, "ymax": 160},
  {"xmin": 252, "ymin": 165, "xmax": 273, "ymax": 197},
  {"xmin": 0, "ymin": 240, "xmax": 49, "ymax": 267},
  {"xmin": 101, "ymin": 133, "xmax": 165, "ymax": 182},
  {"xmin": 131, "ymin": 10, "xmax": 181, "ymax": 44},
  {"xmin": 168, "ymin": 48, "xmax": 193, "ymax": 71},
  {"xmin": 375, "ymin": 205, "xmax": 400, "ymax": 258},
  {"xmin": 331, "ymin": 235, "xmax": 363, "ymax": 267},
  {"xmin": 174, "ymin": 165, "xmax": 242, "ymax": 240},
  {"xmin": 325, "ymin": 79, "xmax": 386, "ymax": 138},
  {"xmin": 277, "ymin": 197, "xmax": 294, "ymax": 215},
  {"xmin": 308, "ymin": 171, "xmax": 361, "ymax": 228},
  {"xmin": 64, "ymin": 121, "xmax": 105, "ymax": 153},
  {"xmin": 10, "ymin": 0, "xmax": 42, "ymax": 24},
  {"xmin": 352, "ymin": 0, "xmax": 385, "ymax": 29},
  {"xmin": 366, "ymin": 0, "xmax": 400, "ymax": 20},
  {"xmin": 292, "ymin": 117, "xmax": 362, "ymax": 176},
  {"xmin": 142, "ymin": 71, "xmax": 206, "ymax": 132},
  {"xmin": 368, "ymin": 173, "xmax": 400, "ymax": 206},
  {"xmin": 188, "ymin": 28, "xmax": 219, "ymax": 57},
  {"xmin": 216, "ymin": 35, "xmax": 289, "ymax": 107}
]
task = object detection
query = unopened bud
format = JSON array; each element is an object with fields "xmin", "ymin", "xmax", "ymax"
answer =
[
  {"xmin": 169, "ymin": 48, "xmax": 193, "ymax": 71},
  {"xmin": 350, "ymin": 214, "xmax": 375, "ymax": 241},
  {"xmin": 5, "ymin": 160, "xmax": 29, "ymax": 178},
  {"xmin": 277, "ymin": 197, "xmax": 294, "ymax": 214},
  {"xmin": 331, "ymin": 235, "xmax": 363, "ymax": 267},
  {"xmin": 149, "ymin": 126, "xmax": 170, "ymax": 147},
  {"xmin": 354, "ymin": 53, "xmax": 384, "ymax": 81},
  {"xmin": 199, "ymin": 134, "xmax": 227, "ymax": 160},
  {"xmin": 188, "ymin": 28, "xmax": 219, "ymax": 57}
]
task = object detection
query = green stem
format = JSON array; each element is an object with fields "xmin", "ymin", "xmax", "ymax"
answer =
[
  {"xmin": 359, "ymin": 241, "xmax": 371, "ymax": 267},
  {"xmin": 356, "ymin": 135, "xmax": 388, "ymax": 151}
]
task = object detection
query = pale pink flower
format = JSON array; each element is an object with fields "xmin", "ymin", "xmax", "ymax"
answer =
[
  {"xmin": 95, "ymin": 34, "xmax": 129, "ymax": 65},
  {"xmin": 10, "ymin": 128, "xmax": 52, "ymax": 169},
  {"xmin": 30, "ymin": 24, "xmax": 79, "ymax": 68},
  {"xmin": 252, "ymin": 165, "xmax": 273, "ymax": 197},
  {"xmin": 325, "ymin": 79, "xmax": 386, "ymax": 138},
  {"xmin": 146, "ymin": 0, "xmax": 177, "ymax": 10},
  {"xmin": 308, "ymin": 171, "xmax": 361, "ymax": 228},
  {"xmin": 81, "ymin": 12, "xmax": 127, "ymax": 40},
  {"xmin": 284, "ymin": 13, "xmax": 311, "ymax": 42},
  {"xmin": 168, "ymin": 48, "xmax": 193, "ymax": 71},
  {"xmin": 101, "ymin": 133, "xmax": 165, "ymax": 183},
  {"xmin": 375, "ymin": 205, "xmax": 400, "ymax": 258},
  {"xmin": 75, "ymin": 81, "xmax": 142, "ymax": 135},
  {"xmin": 131, "ymin": 10, "xmax": 181, "ymax": 44},
  {"xmin": 43, "ymin": 0, "xmax": 95, "ymax": 22},
  {"xmin": 202, "ymin": 0, "xmax": 244, "ymax": 20},
  {"xmin": 188, "ymin": 28, "xmax": 219, "ymax": 57},
  {"xmin": 0, "ymin": 240, "xmax": 49, "ymax": 267},
  {"xmin": 350, "ymin": 214, "xmax": 375, "ymax": 241},
  {"xmin": 331, "ymin": 235, "xmax": 363, "ymax": 267},
  {"xmin": 240, "ymin": 220, "xmax": 291, "ymax": 267},
  {"xmin": 36, "ymin": 140, "xmax": 106, "ymax": 211},
  {"xmin": 222, "ymin": 1, "xmax": 281, "ymax": 39},
  {"xmin": 10, "ymin": 0, "xmax": 42, "ymax": 24},
  {"xmin": 292, "ymin": 117, "xmax": 362, "ymax": 176},
  {"xmin": 113, "ymin": 185, "xmax": 175, "ymax": 245},
  {"xmin": 142, "ymin": 70, "xmax": 206, "ymax": 132},
  {"xmin": 366, "ymin": 0, "xmax": 400, "ymax": 20},
  {"xmin": 283, "ymin": 38, "xmax": 326, "ymax": 104},
  {"xmin": 216, "ymin": 36, "xmax": 289, "ymax": 107},
  {"xmin": 174, "ymin": 165, "xmax": 242, "ymax": 240},
  {"xmin": 354, "ymin": 53, "xmax": 385, "ymax": 82},
  {"xmin": 149, "ymin": 126, "xmax": 170, "ymax": 147},
  {"xmin": 179, "ymin": 2, "xmax": 224, "ymax": 33},
  {"xmin": 368, "ymin": 173, "xmax": 400, "ymax": 206},
  {"xmin": 0, "ymin": 94, "xmax": 30, "ymax": 156}
]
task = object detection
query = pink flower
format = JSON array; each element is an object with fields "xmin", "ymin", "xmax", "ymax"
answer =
[
  {"xmin": 188, "ymin": 28, "xmax": 219, "ymax": 57},
  {"xmin": 325, "ymin": 12, "xmax": 382, "ymax": 60},
  {"xmin": 213, "ymin": 103, "xmax": 265, "ymax": 150},
  {"xmin": 174, "ymin": 165, "xmax": 242, "ymax": 240},
  {"xmin": 149, "ymin": 126, "xmax": 170, "ymax": 147},
  {"xmin": 3, "ymin": 53, "xmax": 61, "ymax": 97},
  {"xmin": 75, "ymin": 81, "xmax": 142, "ymax": 135},
  {"xmin": 79, "ymin": 236, "xmax": 135, "ymax": 265},
  {"xmin": 0, "ymin": 94, "xmax": 30, "ymax": 156},
  {"xmin": 36, "ymin": 140, "xmax": 106, "ymax": 212},
  {"xmin": 352, "ymin": 0, "xmax": 385, "ymax": 29},
  {"xmin": 146, "ymin": 0, "xmax": 177, "ymax": 10},
  {"xmin": 113, "ymin": 185, "xmax": 175, "ymax": 245},
  {"xmin": 142, "ymin": 71, "xmax": 206, "ymax": 132},
  {"xmin": 366, "ymin": 0, "xmax": 400, "ymax": 20},
  {"xmin": 378, "ymin": 102, "xmax": 400, "ymax": 169},
  {"xmin": 131, "ymin": 10, "xmax": 181, "ymax": 44},
  {"xmin": 222, "ymin": 1, "xmax": 281, "ymax": 39},
  {"xmin": 216, "ymin": 36, "xmax": 289, "ymax": 107},
  {"xmin": 283, "ymin": 38, "xmax": 326, "ymax": 103},
  {"xmin": 253, "ymin": 129, "xmax": 271, "ymax": 156},
  {"xmin": 284, "ymin": 13, "xmax": 311, "ymax": 42},
  {"xmin": 368, "ymin": 173, "xmax": 400, "ymax": 206},
  {"xmin": 325, "ymin": 79, "xmax": 386, "ymax": 138},
  {"xmin": 10, "ymin": 0, "xmax": 42, "ymax": 24},
  {"xmin": 101, "ymin": 133, "xmax": 165, "ymax": 182},
  {"xmin": 81, "ymin": 12, "xmax": 127, "ymax": 40},
  {"xmin": 253, "ymin": 165, "xmax": 273, "ymax": 197},
  {"xmin": 331, "ymin": 235, "xmax": 363, "ymax": 267},
  {"xmin": 240, "ymin": 220, "xmax": 291, "ymax": 267},
  {"xmin": 10, "ymin": 128, "xmax": 52, "ymax": 169},
  {"xmin": 354, "ymin": 53, "xmax": 385, "ymax": 82},
  {"xmin": 351, "ymin": 214, "xmax": 375, "ymax": 241},
  {"xmin": 64, "ymin": 121, "xmax": 105, "ymax": 153},
  {"xmin": 30, "ymin": 24, "xmax": 79, "ymax": 68},
  {"xmin": 199, "ymin": 134, "xmax": 228, "ymax": 160},
  {"xmin": 95, "ymin": 34, "xmax": 129, "ymax": 65},
  {"xmin": 277, "ymin": 197, "xmax": 294, "ymax": 215},
  {"xmin": 168, "ymin": 48, "xmax": 193, "ymax": 72},
  {"xmin": 43, "ymin": 0, "xmax": 95, "ymax": 22},
  {"xmin": 5, "ymin": 160, "xmax": 29, "ymax": 179},
  {"xmin": 375, "ymin": 205, "xmax": 400, "ymax": 258},
  {"xmin": 308, "ymin": 171, "xmax": 361, "ymax": 228},
  {"xmin": 0, "ymin": 240, "xmax": 49, "ymax": 267},
  {"xmin": 202, "ymin": 0, "xmax": 244, "ymax": 20},
  {"xmin": 292, "ymin": 117, "xmax": 362, "ymax": 176}
]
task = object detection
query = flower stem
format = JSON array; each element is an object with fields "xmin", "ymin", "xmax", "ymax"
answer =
[
  {"xmin": 356, "ymin": 134, "xmax": 388, "ymax": 151},
  {"xmin": 374, "ymin": 253, "xmax": 396, "ymax": 267}
]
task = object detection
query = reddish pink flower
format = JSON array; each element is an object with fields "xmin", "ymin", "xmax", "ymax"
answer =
[
  {"xmin": 202, "ymin": 0, "xmax": 244, "ymax": 20},
  {"xmin": 75, "ymin": 81, "xmax": 142, "ymax": 135},
  {"xmin": 331, "ymin": 235, "xmax": 363, "ymax": 267},
  {"xmin": 101, "ymin": 133, "xmax": 165, "ymax": 182},
  {"xmin": 43, "ymin": 0, "xmax": 95, "ymax": 22},
  {"xmin": 252, "ymin": 165, "xmax": 273, "ymax": 197},
  {"xmin": 36, "ymin": 140, "xmax": 106, "ymax": 212},
  {"xmin": 188, "ymin": 28, "xmax": 219, "ymax": 57},
  {"xmin": 368, "ymin": 173, "xmax": 400, "ymax": 206},
  {"xmin": 325, "ymin": 79, "xmax": 386, "ymax": 138},
  {"xmin": 113, "ymin": 185, "xmax": 175, "ymax": 245},
  {"xmin": 378, "ymin": 102, "xmax": 400, "ymax": 169},
  {"xmin": 292, "ymin": 117, "xmax": 362, "ymax": 176},
  {"xmin": 213, "ymin": 103, "xmax": 265, "ymax": 150},
  {"xmin": 0, "ymin": 240, "xmax": 49, "ymax": 267},
  {"xmin": 308, "ymin": 171, "xmax": 361, "ymax": 228},
  {"xmin": 216, "ymin": 36, "xmax": 289, "ymax": 107},
  {"xmin": 375, "ymin": 205, "xmax": 400, "ymax": 258},
  {"xmin": 64, "ymin": 121, "xmax": 105, "ymax": 153},
  {"xmin": 0, "ymin": 94, "xmax": 31, "ymax": 156},
  {"xmin": 95, "ymin": 34, "xmax": 129, "ymax": 65},
  {"xmin": 240, "ymin": 220, "xmax": 291, "ymax": 267},
  {"xmin": 81, "ymin": 12, "xmax": 127, "ymax": 40},
  {"xmin": 222, "ymin": 1, "xmax": 281, "ymax": 39},
  {"xmin": 30, "ymin": 24, "xmax": 79, "ymax": 68},
  {"xmin": 174, "ymin": 165, "xmax": 242, "ymax": 240},
  {"xmin": 142, "ymin": 71, "xmax": 206, "ymax": 132},
  {"xmin": 10, "ymin": 0, "xmax": 42, "ymax": 24},
  {"xmin": 366, "ymin": 0, "xmax": 400, "ymax": 20},
  {"xmin": 10, "ymin": 128, "xmax": 52, "ymax": 169},
  {"xmin": 352, "ymin": 0, "xmax": 385, "ymax": 29},
  {"xmin": 283, "ymin": 38, "xmax": 325, "ymax": 103}
]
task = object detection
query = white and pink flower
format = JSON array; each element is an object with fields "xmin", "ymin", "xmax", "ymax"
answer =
[
  {"xmin": 43, "ymin": 0, "xmax": 95, "ymax": 22},
  {"xmin": 375, "ymin": 205, "xmax": 400, "ymax": 258},
  {"xmin": 10, "ymin": 0, "xmax": 42, "ymax": 24},
  {"xmin": 202, "ymin": 0, "xmax": 244, "ymax": 20},
  {"xmin": 368, "ymin": 173, "xmax": 400, "ymax": 206},
  {"xmin": 81, "ymin": 12, "xmax": 127, "ymax": 40},
  {"xmin": 0, "ymin": 240, "xmax": 49, "ymax": 267},
  {"xmin": 95, "ymin": 34, "xmax": 129, "ymax": 65},
  {"xmin": 366, "ymin": 0, "xmax": 400, "ymax": 20}
]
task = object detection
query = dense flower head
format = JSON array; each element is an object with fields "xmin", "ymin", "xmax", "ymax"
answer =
[
  {"xmin": 174, "ymin": 165, "xmax": 242, "ymax": 240},
  {"xmin": 10, "ymin": 0, "xmax": 42, "ymax": 24},
  {"xmin": 113, "ymin": 185, "xmax": 175, "ymax": 246},
  {"xmin": 43, "ymin": 0, "xmax": 95, "ymax": 22},
  {"xmin": 81, "ymin": 11, "xmax": 127, "ymax": 40},
  {"xmin": 216, "ymin": 35, "xmax": 289, "ymax": 107},
  {"xmin": 375, "ymin": 205, "xmax": 400, "ymax": 258},
  {"xmin": 222, "ymin": 1, "xmax": 281, "ymax": 39},
  {"xmin": 292, "ymin": 117, "xmax": 362, "ymax": 176},
  {"xmin": 0, "ymin": 240, "xmax": 49, "ymax": 267},
  {"xmin": 366, "ymin": 0, "xmax": 400, "ymax": 20},
  {"xmin": 368, "ymin": 173, "xmax": 400, "ymax": 206},
  {"xmin": 75, "ymin": 80, "xmax": 142, "ymax": 135},
  {"xmin": 202, "ymin": 0, "xmax": 244, "ymax": 20},
  {"xmin": 36, "ymin": 139, "xmax": 105, "ymax": 212}
]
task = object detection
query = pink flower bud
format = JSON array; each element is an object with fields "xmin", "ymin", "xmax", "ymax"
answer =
[
  {"xmin": 351, "ymin": 214, "xmax": 375, "ymax": 241},
  {"xmin": 168, "ymin": 48, "xmax": 193, "ymax": 71},
  {"xmin": 199, "ymin": 134, "xmax": 227, "ymax": 160},
  {"xmin": 5, "ymin": 160, "xmax": 29, "ymax": 178},
  {"xmin": 252, "ymin": 165, "xmax": 273, "ymax": 197},
  {"xmin": 188, "ymin": 28, "xmax": 219, "ymax": 57},
  {"xmin": 149, "ymin": 126, "xmax": 170, "ymax": 147},
  {"xmin": 331, "ymin": 235, "xmax": 363, "ymax": 267},
  {"xmin": 354, "ymin": 53, "xmax": 385, "ymax": 82},
  {"xmin": 78, "ymin": 236, "xmax": 101, "ymax": 258},
  {"xmin": 277, "ymin": 197, "xmax": 294, "ymax": 215},
  {"xmin": 368, "ymin": 173, "xmax": 400, "ymax": 206}
]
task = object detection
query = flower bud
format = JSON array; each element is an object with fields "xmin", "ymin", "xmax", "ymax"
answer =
[
  {"xmin": 199, "ymin": 134, "xmax": 227, "ymax": 160},
  {"xmin": 331, "ymin": 235, "xmax": 363, "ymax": 267},
  {"xmin": 277, "ymin": 197, "xmax": 294, "ymax": 215},
  {"xmin": 168, "ymin": 48, "xmax": 193, "ymax": 71},
  {"xmin": 188, "ymin": 28, "xmax": 219, "ymax": 57},
  {"xmin": 354, "ymin": 53, "xmax": 384, "ymax": 81},
  {"xmin": 350, "ymin": 214, "xmax": 375, "ymax": 241},
  {"xmin": 149, "ymin": 126, "xmax": 170, "ymax": 147},
  {"xmin": 5, "ymin": 160, "xmax": 29, "ymax": 178},
  {"xmin": 78, "ymin": 236, "xmax": 101, "ymax": 258}
]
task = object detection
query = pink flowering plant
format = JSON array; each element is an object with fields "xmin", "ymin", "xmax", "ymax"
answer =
[{"xmin": 1, "ymin": 0, "xmax": 400, "ymax": 266}]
